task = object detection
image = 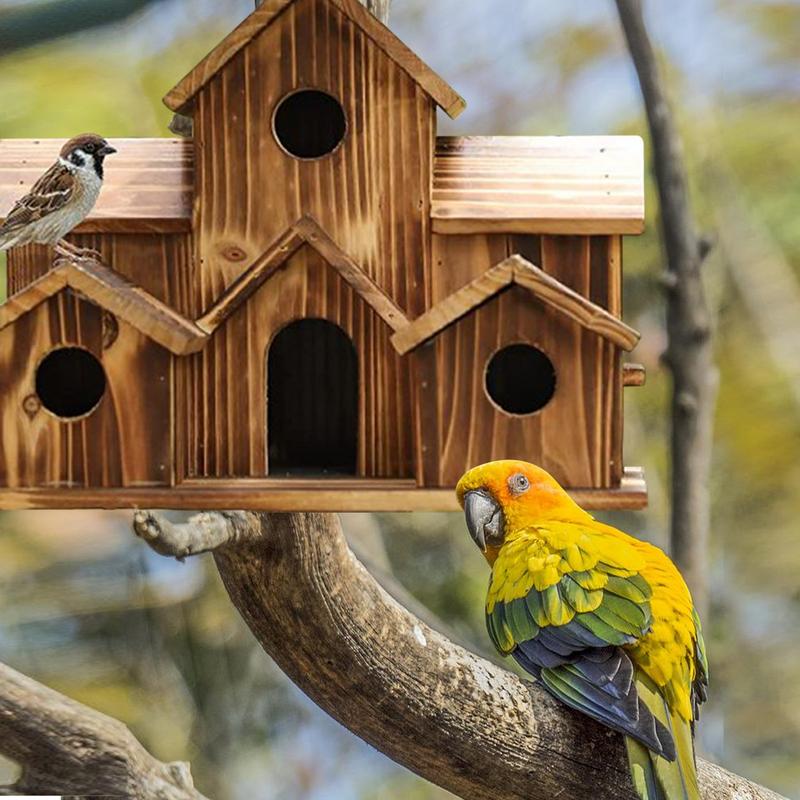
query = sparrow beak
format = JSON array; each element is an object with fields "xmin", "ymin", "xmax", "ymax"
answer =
[
  {"xmin": 98, "ymin": 144, "xmax": 117, "ymax": 156},
  {"xmin": 463, "ymin": 490, "xmax": 504, "ymax": 552}
]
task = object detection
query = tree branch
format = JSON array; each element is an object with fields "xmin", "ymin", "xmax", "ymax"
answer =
[
  {"xmin": 0, "ymin": 661, "xmax": 209, "ymax": 799},
  {"xmin": 614, "ymin": 0, "xmax": 718, "ymax": 620},
  {"xmin": 132, "ymin": 511, "xmax": 784, "ymax": 800}
]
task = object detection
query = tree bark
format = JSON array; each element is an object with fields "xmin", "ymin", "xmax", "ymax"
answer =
[
  {"xmin": 614, "ymin": 0, "xmax": 717, "ymax": 621},
  {"xmin": 132, "ymin": 510, "xmax": 784, "ymax": 800},
  {"xmin": 0, "ymin": 662, "xmax": 208, "ymax": 799}
]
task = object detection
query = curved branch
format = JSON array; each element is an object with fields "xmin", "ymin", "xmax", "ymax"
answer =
[
  {"xmin": 0, "ymin": 662, "xmax": 208, "ymax": 799},
  {"xmin": 133, "ymin": 511, "xmax": 784, "ymax": 800}
]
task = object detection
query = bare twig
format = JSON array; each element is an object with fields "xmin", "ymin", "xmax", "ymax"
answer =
[
  {"xmin": 614, "ymin": 0, "xmax": 718, "ymax": 620},
  {"xmin": 0, "ymin": 662, "xmax": 209, "ymax": 799},
  {"xmin": 131, "ymin": 511, "xmax": 784, "ymax": 800}
]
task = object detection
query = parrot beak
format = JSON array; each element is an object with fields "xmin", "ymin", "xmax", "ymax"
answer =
[{"xmin": 463, "ymin": 490, "xmax": 504, "ymax": 552}]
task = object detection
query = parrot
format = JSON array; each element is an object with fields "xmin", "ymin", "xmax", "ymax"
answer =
[{"xmin": 456, "ymin": 460, "xmax": 708, "ymax": 800}]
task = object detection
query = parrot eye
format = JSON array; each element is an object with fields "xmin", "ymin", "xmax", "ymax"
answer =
[{"xmin": 509, "ymin": 473, "xmax": 530, "ymax": 494}]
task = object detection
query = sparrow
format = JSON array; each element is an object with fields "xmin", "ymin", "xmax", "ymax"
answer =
[{"xmin": 0, "ymin": 133, "xmax": 116, "ymax": 258}]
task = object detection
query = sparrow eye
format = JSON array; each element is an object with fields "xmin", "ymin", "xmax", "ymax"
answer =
[
  {"xmin": 85, "ymin": 143, "xmax": 95, "ymax": 152},
  {"xmin": 508, "ymin": 473, "xmax": 530, "ymax": 494}
]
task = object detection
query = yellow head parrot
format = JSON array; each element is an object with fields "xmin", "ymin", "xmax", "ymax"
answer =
[{"xmin": 457, "ymin": 460, "xmax": 708, "ymax": 800}]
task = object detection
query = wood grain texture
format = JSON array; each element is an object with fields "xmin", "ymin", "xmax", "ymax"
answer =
[
  {"xmin": 393, "ymin": 253, "xmax": 639, "ymax": 354},
  {"xmin": 197, "ymin": 217, "xmax": 409, "ymax": 333},
  {"xmin": 0, "ymin": 268, "xmax": 67, "ymax": 326},
  {"xmin": 295, "ymin": 216, "xmax": 409, "ymax": 330},
  {"xmin": 512, "ymin": 257, "xmax": 639, "ymax": 351},
  {"xmin": 0, "ymin": 138, "xmax": 192, "ymax": 233},
  {"xmin": 0, "ymin": 469, "xmax": 647, "ymax": 510},
  {"xmin": 415, "ymin": 234, "xmax": 625, "ymax": 490},
  {"xmin": 176, "ymin": 244, "xmax": 414, "ymax": 480},
  {"xmin": 392, "ymin": 260, "xmax": 513, "ymax": 354},
  {"xmin": 432, "ymin": 136, "xmax": 645, "ymax": 235},
  {"xmin": 7, "ymin": 232, "xmax": 198, "ymax": 316},
  {"xmin": 193, "ymin": 0, "xmax": 435, "ymax": 319},
  {"xmin": 1, "ymin": 135, "xmax": 645, "ymax": 237},
  {"xmin": 0, "ymin": 290, "xmax": 171, "ymax": 489},
  {"xmin": 164, "ymin": 0, "xmax": 464, "ymax": 117},
  {"xmin": 196, "ymin": 225, "xmax": 305, "ymax": 332},
  {"xmin": 0, "ymin": 258, "xmax": 206, "ymax": 355}
]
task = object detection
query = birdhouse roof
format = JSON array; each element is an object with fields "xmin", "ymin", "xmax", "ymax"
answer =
[
  {"xmin": 0, "ymin": 259, "xmax": 206, "ymax": 355},
  {"xmin": 162, "ymin": 0, "xmax": 466, "ymax": 119},
  {"xmin": 0, "ymin": 138, "xmax": 192, "ymax": 234},
  {"xmin": 432, "ymin": 136, "xmax": 645, "ymax": 235},
  {"xmin": 1, "ymin": 137, "xmax": 645, "ymax": 235},
  {"xmin": 391, "ymin": 254, "xmax": 640, "ymax": 354}
]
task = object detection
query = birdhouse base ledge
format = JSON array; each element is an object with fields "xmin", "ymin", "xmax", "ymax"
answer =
[{"xmin": 0, "ymin": 469, "xmax": 647, "ymax": 512}]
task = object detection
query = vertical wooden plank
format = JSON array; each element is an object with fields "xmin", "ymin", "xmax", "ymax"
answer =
[
  {"xmin": 193, "ymin": 0, "xmax": 433, "ymax": 318},
  {"xmin": 180, "ymin": 244, "xmax": 412, "ymax": 480},
  {"xmin": 0, "ymin": 291, "xmax": 170, "ymax": 488}
]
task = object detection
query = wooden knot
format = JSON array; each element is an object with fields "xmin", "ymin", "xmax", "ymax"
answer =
[
  {"xmin": 221, "ymin": 245, "xmax": 248, "ymax": 262},
  {"xmin": 22, "ymin": 394, "xmax": 40, "ymax": 418}
]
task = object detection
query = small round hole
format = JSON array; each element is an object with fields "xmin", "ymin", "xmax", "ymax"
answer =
[
  {"xmin": 273, "ymin": 89, "xmax": 347, "ymax": 159},
  {"xmin": 485, "ymin": 344, "xmax": 556, "ymax": 415},
  {"xmin": 35, "ymin": 347, "xmax": 106, "ymax": 419}
]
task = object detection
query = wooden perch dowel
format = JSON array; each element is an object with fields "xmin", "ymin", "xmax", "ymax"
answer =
[
  {"xmin": 132, "ymin": 510, "xmax": 785, "ymax": 800},
  {"xmin": 0, "ymin": 661, "xmax": 208, "ymax": 799}
]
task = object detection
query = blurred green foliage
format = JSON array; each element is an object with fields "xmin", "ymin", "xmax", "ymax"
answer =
[{"xmin": 1, "ymin": 1, "xmax": 799, "ymax": 798}]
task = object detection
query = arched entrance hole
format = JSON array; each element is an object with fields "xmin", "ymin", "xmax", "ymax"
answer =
[{"xmin": 267, "ymin": 319, "xmax": 358, "ymax": 475}]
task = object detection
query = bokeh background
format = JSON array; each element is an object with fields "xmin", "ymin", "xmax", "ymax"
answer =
[{"xmin": 0, "ymin": 0, "xmax": 798, "ymax": 797}]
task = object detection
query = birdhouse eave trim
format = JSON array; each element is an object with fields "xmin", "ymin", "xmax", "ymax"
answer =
[
  {"xmin": 391, "ymin": 254, "xmax": 640, "ymax": 354},
  {"xmin": 162, "ymin": 0, "xmax": 465, "ymax": 119},
  {"xmin": 0, "ymin": 259, "xmax": 207, "ymax": 356},
  {"xmin": 196, "ymin": 215, "xmax": 410, "ymax": 335}
]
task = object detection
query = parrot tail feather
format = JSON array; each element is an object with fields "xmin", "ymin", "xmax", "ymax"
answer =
[{"xmin": 626, "ymin": 672, "xmax": 700, "ymax": 800}]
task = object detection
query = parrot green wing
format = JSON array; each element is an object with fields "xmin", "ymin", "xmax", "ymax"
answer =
[
  {"xmin": 486, "ymin": 531, "xmax": 654, "ymax": 654},
  {"xmin": 486, "ymin": 524, "xmax": 676, "ymax": 759}
]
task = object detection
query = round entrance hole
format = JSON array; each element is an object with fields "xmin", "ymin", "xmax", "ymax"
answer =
[
  {"xmin": 35, "ymin": 347, "xmax": 106, "ymax": 419},
  {"xmin": 272, "ymin": 89, "xmax": 347, "ymax": 159},
  {"xmin": 485, "ymin": 344, "xmax": 556, "ymax": 415}
]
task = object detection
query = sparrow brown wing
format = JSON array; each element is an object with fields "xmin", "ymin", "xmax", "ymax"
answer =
[{"xmin": 0, "ymin": 162, "xmax": 75, "ymax": 233}]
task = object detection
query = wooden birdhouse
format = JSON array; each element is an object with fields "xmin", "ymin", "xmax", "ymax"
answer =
[{"xmin": 0, "ymin": 0, "xmax": 646, "ymax": 511}]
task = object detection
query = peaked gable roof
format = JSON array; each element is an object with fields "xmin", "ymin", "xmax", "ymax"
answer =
[
  {"xmin": 164, "ymin": 0, "xmax": 465, "ymax": 118},
  {"xmin": 196, "ymin": 215, "xmax": 410, "ymax": 333},
  {"xmin": 0, "ymin": 259, "xmax": 207, "ymax": 355},
  {"xmin": 391, "ymin": 254, "xmax": 640, "ymax": 354}
]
